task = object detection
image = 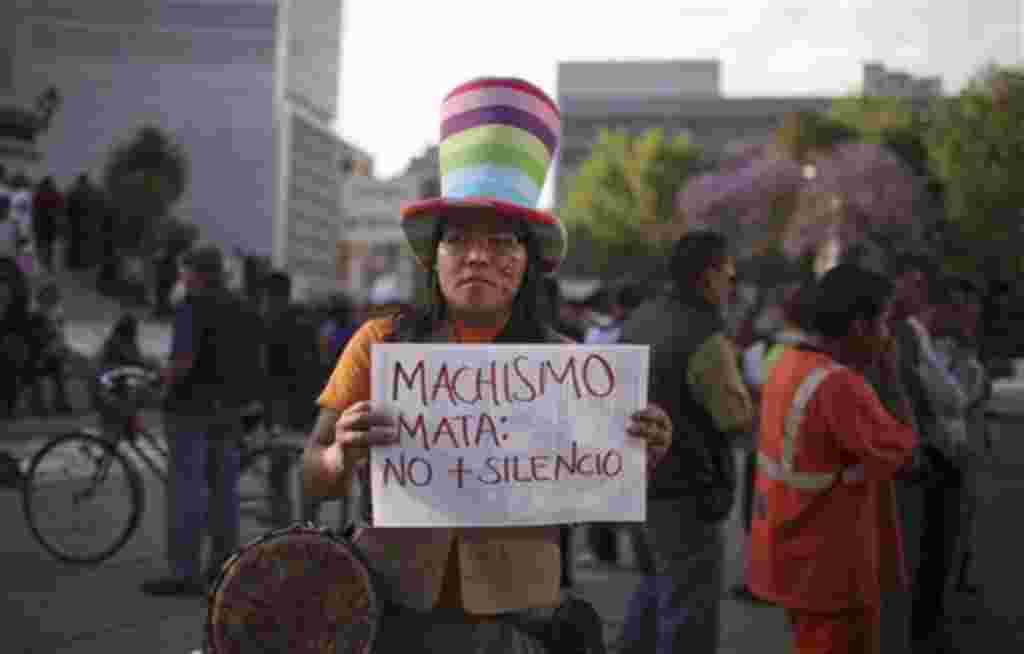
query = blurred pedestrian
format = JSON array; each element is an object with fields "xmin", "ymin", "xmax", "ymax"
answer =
[
  {"xmin": 0, "ymin": 195, "xmax": 19, "ymax": 261},
  {"xmin": 24, "ymin": 281, "xmax": 72, "ymax": 415},
  {"xmin": 748, "ymin": 264, "xmax": 918, "ymax": 654},
  {"xmin": 260, "ymin": 271, "xmax": 321, "ymax": 432},
  {"xmin": 8, "ymin": 175, "xmax": 37, "ymax": 280},
  {"xmin": 98, "ymin": 313, "xmax": 159, "ymax": 371},
  {"xmin": 0, "ymin": 259, "xmax": 33, "ymax": 419},
  {"xmin": 541, "ymin": 276, "xmax": 585, "ymax": 343},
  {"xmin": 618, "ymin": 230, "xmax": 755, "ymax": 654},
  {"xmin": 888, "ymin": 253, "xmax": 967, "ymax": 654},
  {"xmin": 64, "ymin": 173, "xmax": 96, "ymax": 270},
  {"xmin": 318, "ymin": 293, "xmax": 358, "ymax": 367},
  {"xmin": 152, "ymin": 244, "xmax": 182, "ymax": 319},
  {"xmin": 31, "ymin": 176, "xmax": 63, "ymax": 274},
  {"xmin": 732, "ymin": 276, "xmax": 818, "ymax": 603},
  {"xmin": 935, "ymin": 277, "xmax": 991, "ymax": 597},
  {"xmin": 581, "ymin": 281, "xmax": 656, "ymax": 572},
  {"xmin": 96, "ymin": 199, "xmax": 119, "ymax": 296},
  {"xmin": 143, "ymin": 244, "xmax": 264, "ymax": 596}
]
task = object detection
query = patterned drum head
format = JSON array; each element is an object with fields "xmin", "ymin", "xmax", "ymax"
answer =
[{"xmin": 207, "ymin": 524, "xmax": 379, "ymax": 654}]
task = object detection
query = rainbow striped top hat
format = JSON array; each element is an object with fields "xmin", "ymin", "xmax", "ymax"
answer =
[{"xmin": 401, "ymin": 77, "xmax": 567, "ymax": 274}]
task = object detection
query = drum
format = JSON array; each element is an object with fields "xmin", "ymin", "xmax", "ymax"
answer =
[{"xmin": 206, "ymin": 523, "xmax": 380, "ymax": 654}]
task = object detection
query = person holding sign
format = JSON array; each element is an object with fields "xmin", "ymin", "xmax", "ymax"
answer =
[{"xmin": 303, "ymin": 77, "xmax": 672, "ymax": 654}]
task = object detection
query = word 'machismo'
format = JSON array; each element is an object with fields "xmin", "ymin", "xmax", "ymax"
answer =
[{"xmin": 392, "ymin": 353, "xmax": 617, "ymax": 408}]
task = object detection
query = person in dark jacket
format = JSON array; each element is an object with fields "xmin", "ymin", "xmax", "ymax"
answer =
[
  {"xmin": 31, "ymin": 176, "xmax": 62, "ymax": 273},
  {"xmin": 888, "ymin": 253, "xmax": 967, "ymax": 654},
  {"xmin": 0, "ymin": 259, "xmax": 32, "ymax": 418},
  {"xmin": 617, "ymin": 230, "xmax": 755, "ymax": 654},
  {"xmin": 142, "ymin": 244, "xmax": 263, "ymax": 596},
  {"xmin": 63, "ymin": 173, "xmax": 98, "ymax": 270}
]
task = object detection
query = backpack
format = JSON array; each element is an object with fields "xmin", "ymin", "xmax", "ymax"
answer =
[
  {"xmin": 215, "ymin": 296, "xmax": 266, "ymax": 407},
  {"xmin": 166, "ymin": 291, "xmax": 265, "ymax": 413}
]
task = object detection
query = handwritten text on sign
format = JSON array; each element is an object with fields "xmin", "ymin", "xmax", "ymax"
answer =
[{"xmin": 370, "ymin": 345, "xmax": 649, "ymax": 527}]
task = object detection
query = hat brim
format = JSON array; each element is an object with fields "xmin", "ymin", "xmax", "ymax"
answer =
[{"xmin": 400, "ymin": 197, "xmax": 566, "ymax": 274}]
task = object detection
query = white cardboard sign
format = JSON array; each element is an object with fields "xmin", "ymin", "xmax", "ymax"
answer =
[{"xmin": 369, "ymin": 344, "xmax": 649, "ymax": 527}]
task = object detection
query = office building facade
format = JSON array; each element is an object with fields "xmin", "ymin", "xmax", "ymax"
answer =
[{"xmin": 5, "ymin": 0, "xmax": 346, "ymax": 299}]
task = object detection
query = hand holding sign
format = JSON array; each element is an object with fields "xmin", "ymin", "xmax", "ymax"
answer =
[
  {"xmin": 628, "ymin": 404, "xmax": 673, "ymax": 471},
  {"xmin": 330, "ymin": 400, "xmax": 401, "ymax": 473},
  {"xmin": 370, "ymin": 344, "xmax": 651, "ymax": 527}
]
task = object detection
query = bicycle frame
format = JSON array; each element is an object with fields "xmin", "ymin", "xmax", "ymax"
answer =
[
  {"xmin": 122, "ymin": 427, "xmax": 169, "ymax": 485},
  {"xmin": 100, "ymin": 410, "xmax": 276, "ymax": 488}
]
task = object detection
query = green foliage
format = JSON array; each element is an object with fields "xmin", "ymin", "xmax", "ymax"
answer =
[
  {"xmin": 775, "ymin": 110, "xmax": 859, "ymax": 162},
  {"xmin": 103, "ymin": 126, "xmax": 190, "ymax": 253},
  {"xmin": 561, "ymin": 128, "xmax": 703, "ymax": 270},
  {"xmin": 926, "ymin": 66, "xmax": 1024, "ymax": 279},
  {"xmin": 829, "ymin": 95, "xmax": 931, "ymax": 177}
]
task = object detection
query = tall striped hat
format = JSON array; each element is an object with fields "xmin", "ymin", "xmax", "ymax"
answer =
[{"xmin": 401, "ymin": 77, "xmax": 567, "ymax": 274}]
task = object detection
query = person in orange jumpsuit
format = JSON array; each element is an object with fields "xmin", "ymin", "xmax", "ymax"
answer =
[{"xmin": 748, "ymin": 264, "xmax": 918, "ymax": 653}]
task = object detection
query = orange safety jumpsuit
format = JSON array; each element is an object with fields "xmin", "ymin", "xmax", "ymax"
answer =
[{"xmin": 748, "ymin": 346, "xmax": 917, "ymax": 654}]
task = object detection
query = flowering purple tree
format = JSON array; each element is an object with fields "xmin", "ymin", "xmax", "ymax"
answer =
[{"xmin": 677, "ymin": 139, "xmax": 922, "ymax": 260}]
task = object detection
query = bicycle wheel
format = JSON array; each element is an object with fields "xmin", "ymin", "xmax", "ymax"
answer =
[
  {"xmin": 239, "ymin": 444, "xmax": 326, "ymax": 531},
  {"xmin": 22, "ymin": 431, "xmax": 144, "ymax": 564}
]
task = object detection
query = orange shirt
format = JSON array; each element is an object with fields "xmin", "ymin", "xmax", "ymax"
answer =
[
  {"xmin": 317, "ymin": 316, "xmax": 506, "ymax": 611},
  {"xmin": 748, "ymin": 346, "xmax": 916, "ymax": 611}
]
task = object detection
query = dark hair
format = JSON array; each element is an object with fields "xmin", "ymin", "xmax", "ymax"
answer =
[
  {"xmin": 669, "ymin": 230, "xmax": 730, "ymax": 291},
  {"xmin": 888, "ymin": 251, "xmax": 938, "ymax": 281},
  {"xmin": 111, "ymin": 313, "xmax": 139, "ymax": 343},
  {"xmin": 928, "ymin": 274, "xmax": 956, "ymax": 307},
  {"xmin": 950, "ymin": 276, "xmax": 982, "ymax": 301},
  {"xmin": 181, "ymin": 244, "xmax": 225, "ymax": 283},
  {"xmin": 0, "ymin": 257, "xmax": 30, "ymax": 323},
  {"xmin": 326, "ymin": 293, "xmax": 353, "ymax": 324},
  {"xmin": 615, "ymin": 281, "xmax": 651, "ymax": 312},
  {"xmin": 391, "ymin": 218, "xmax": 552, "ymax": 343},
  {"xmin": 782, "ymin": 276, "xmax": 819, "ymax": 331},
  {"xmin": 811, "ymin": 264, "xmax": 894, "ymax": 339},
  {"xmin": 263, "ymin": 271, "xmax": 292, "ymax": 299}
]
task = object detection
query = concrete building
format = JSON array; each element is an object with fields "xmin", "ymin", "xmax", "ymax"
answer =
[
  {"xmin": 4, "ymin": 0, "xmax": 346, "ymax": 300},
  {"xmin": 555, "ymin": 60, "xmax": 832, "ymax": 202},
  {"xmin": 862, "ymin": 61, "xmax": 942, "ymax": 100}
]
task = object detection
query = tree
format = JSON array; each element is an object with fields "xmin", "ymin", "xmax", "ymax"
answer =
[
  {"xmin": 926, "ymin": 65, "xmax": 1024, "ymax": 280},
  {"xmin": 677, "ymin": 111, "xmax": 921, "ymax": 264},
  {"xmin": 561, "ymin": 128, "xmax": 704, "ymax": 273},
  {"xmin": 103, "ymin": 125, "xmax": 190, "ymax": 254}
]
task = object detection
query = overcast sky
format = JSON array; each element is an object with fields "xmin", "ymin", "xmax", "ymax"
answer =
[{"xmin": 334, "ymin": 0, "xmax": 1022, "ymax": 179}]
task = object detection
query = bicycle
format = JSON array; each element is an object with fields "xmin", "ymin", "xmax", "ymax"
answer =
[{"xmin": 20, "ymin": 365, "xmax": 328, "ymax": 564}]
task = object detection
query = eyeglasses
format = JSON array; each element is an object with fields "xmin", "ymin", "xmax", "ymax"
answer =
[{"xmin": 438, "ymin": 231, "xmax": 524, "ymax": 257}]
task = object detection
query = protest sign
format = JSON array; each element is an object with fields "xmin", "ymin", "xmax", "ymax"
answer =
[{"xmin": 369, "ymin": 344, "xmax": 649, "ymax": 527}]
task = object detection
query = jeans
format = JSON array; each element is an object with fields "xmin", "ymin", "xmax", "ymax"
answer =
[
  {"xmin": 618, "ymin": 497, "xmax": 725, "ymax": 654},
  {"xmin": 164, "ymin": 412, "xmax": 241, "ymax": 580}
]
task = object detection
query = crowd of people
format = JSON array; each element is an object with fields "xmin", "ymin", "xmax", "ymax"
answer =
[
  {"xmin": 3, "ymin": 75, "xmax": 1011, "ymax": 654},
  {"xmin": 0, "ymin": 261, "xmax": 73, "ymax": 418}
]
